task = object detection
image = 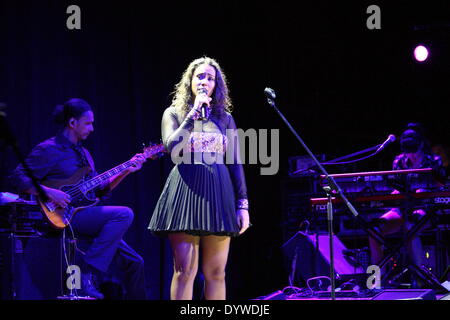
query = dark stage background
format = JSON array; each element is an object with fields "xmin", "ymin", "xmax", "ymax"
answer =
[{"xmin": 1, "ymin": 1, "xmax": 449, "ymax": 299}]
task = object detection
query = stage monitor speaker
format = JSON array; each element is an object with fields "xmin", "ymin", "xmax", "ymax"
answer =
[
  {"xmin": 282, "ymin": 232, "xmax": 365, "ymax": 286},
  {"xmin": 372, "ymin": 289, "xmax": 436, "ymax": 300},
  {"xmin": 0, "ymin": 235, "xmax": 63, "ymax": 299},
  {"xmin": 439, "ymin": 292, "xmax": 450, "ymax": 300}
]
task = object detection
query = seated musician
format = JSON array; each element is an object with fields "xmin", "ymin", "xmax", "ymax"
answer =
[
  {"xmin": 369, "ymin": 123, "xmax": 446, "ymax": 285},
  {"xmin": 8, "ymin": 98, "xmax": 148, "ymax": 299}
]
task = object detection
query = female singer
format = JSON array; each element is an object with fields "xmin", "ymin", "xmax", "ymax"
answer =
[{"xmin": 148, "ymin": 57, "xmax": 250, "ymax": 300}]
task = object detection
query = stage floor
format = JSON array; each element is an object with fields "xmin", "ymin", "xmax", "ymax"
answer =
[{"xmin": 254, "ymin": 288, "xmax": 449, "ymax": 300}]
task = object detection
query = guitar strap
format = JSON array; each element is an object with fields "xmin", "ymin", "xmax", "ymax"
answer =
[{"xmin": 72, "ymin": 143, "xmax": 95, "ymax": 179}]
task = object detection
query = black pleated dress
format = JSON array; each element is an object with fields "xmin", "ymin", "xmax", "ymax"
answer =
[{"xmin": 148, "ymin": 107, "xmax": 248, "ymax": 237}]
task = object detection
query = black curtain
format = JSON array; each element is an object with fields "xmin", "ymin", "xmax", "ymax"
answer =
[{"xmin": 1, "ymin": 0, "xmax": 450, "ymax": 299}]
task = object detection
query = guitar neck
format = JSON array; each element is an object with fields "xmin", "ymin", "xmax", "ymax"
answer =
[
  {"xmin": 80, "ymin": 160, "xmax": 134, "ymax": 193},
  {"xmin": 76, "ymin": 143, "xmax": 165, "ymax": 194}
]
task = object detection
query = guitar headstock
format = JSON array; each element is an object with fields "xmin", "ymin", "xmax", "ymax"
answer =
[{"xmin": 143, "ymin": 142, "xmax": 166, "ymax": 160}]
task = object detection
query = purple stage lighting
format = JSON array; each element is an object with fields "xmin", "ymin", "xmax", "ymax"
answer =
[{"xmin": 414, "ymin": 45, "xmax": 429, "ymax": 62}]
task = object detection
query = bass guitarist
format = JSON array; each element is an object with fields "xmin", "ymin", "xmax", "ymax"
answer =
[{"xmin": 9, "ymin": 98, "xmax": 147, "ymax": 299}]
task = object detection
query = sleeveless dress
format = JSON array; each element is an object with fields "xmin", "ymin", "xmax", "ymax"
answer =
[{"xmin": 148, "ymin": 107, "xmax": 247, "ymax": 237}]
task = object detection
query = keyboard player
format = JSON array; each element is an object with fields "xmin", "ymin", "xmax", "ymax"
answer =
[{"xmin": 369, "ymin": 123, "xmax": 447, "ymax": 285}]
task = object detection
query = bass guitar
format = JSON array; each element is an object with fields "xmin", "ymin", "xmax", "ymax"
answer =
[{"xmin": 38, "ymin": 143, "xmax": 165, "ymax": 229}]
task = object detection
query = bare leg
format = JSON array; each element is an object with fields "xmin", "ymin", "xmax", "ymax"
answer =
[
  {"xmin": 201, "ymin": 235, "xmax": 231, "ymax": 300},
  {"xmin": 405, "ymin": 209, "xmax": 426, "ymax": 268},
  {"xmin": 369, "ymin": 209, "xmax": 403, "ymax": 267},
  {"xmin": 168, "ymin": 232, "xmax": 200, "ymax": 300}
]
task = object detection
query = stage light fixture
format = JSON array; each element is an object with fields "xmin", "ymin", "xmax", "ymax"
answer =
[{"xmin": 414, "ymin": 45, "xmax": 429, "ymax": 62}]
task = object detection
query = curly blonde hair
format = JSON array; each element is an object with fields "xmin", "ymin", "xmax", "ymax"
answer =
[{"xmin": 170, "ymin": 56, "xmax": 233, "ymax": 118}]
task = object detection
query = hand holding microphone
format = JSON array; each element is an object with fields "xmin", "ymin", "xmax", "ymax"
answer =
[
  {"xmin": 197, "ymin": 87, "xmax": 212, "ymax": 120},
  {"xmin": 188, "ymin": 87, "xmax": 212, "ymax": 121}
]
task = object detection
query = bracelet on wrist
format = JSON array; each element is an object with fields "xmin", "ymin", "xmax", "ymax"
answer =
[
  {"xmin": 236, "ymin": 199, "xmax": 249, "ymax": 210},
  {"xmin": 182, "ymin": 117, "xmax": 195, "ymax": 130}
]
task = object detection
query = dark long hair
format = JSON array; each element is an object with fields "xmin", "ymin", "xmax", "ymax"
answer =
[
  {"xmin": 170, "ymin": 56, "xmax": 233, "ymax": 119},
  {"xmin": 53, "ymin": 98, "xmax": 92, "ymax": 127}
]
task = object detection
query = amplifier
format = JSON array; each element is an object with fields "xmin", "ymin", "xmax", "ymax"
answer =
[{"xmin": 0, "ymin": 234, "xmax": 63, "ymax": 299}]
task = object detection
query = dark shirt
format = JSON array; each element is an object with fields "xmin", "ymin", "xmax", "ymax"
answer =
[
  {"xmin": 9, "ymin": 133, "xmax": 110, "ymax": 198},
  {"xmin": 393, "ymin": 153, "xmax": 443, "ymax": 172},
  {"xmin": 392, "ymin": 153, "xmax": 446, "ymax": 191}
]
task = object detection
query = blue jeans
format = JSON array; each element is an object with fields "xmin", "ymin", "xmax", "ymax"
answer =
[{"xmin": 70, "ymin": 206, "xmax": 147, "ymax": 299}]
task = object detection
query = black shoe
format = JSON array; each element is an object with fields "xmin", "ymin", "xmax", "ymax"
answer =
[{"xmin": 81, "ymin": 272, "xmax": 105, "ymax": 300}]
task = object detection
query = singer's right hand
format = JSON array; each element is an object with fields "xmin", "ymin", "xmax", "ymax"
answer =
[
  {"xmin": 187, "ymin": 90, "xmax": 212, "ymax": 120},
  {"xmin": 194, "ymin": 89, "xmax": 212, "ymax": 108}
]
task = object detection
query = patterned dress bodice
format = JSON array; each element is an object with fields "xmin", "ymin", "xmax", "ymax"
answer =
[{"xmin": 186, "ymin": 131, "xmax": 228, "ymax": 154}]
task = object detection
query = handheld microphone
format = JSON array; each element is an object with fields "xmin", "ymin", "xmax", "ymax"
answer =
[
  {"xmin": 376, "ymin": 134, "xmax": 396, "ymax": 152},
  {"xmin": 198, "ymin": 87, "xmax": 208, "ymax": 119}
]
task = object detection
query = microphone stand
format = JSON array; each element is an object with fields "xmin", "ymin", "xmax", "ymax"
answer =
[
  {"xmin": 293, "ymin": 143, "xmax": 381, "ymax": 175},
  {"xmin": 322, "ymin": 144, "xmax": 381, "ymax": 164},
  {"xmin": 265, "ymin": 92, "xmax": 384, "ymax": 300}
]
